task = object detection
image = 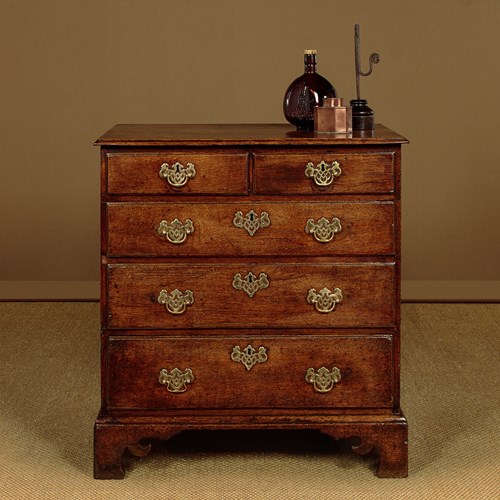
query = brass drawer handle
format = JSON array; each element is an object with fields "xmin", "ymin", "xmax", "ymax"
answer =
[
  {"xmin": 159, "ymin": 161, "xmax": 196, "ymax": 187},
  {"xmin": 305, "ymin": 160, "xmax": 341, "ymax": 187},
  {"xmin": 232, "ymin": 272, "xmax": 269, "ymax": 298},
  {"xmin": 157, "ymin": 289, "xmax": 194, "ymax": 314},
  {"xmin": 307, "ymin": 287, "xmax": 343, "ymax": 313},
  {"xmin": 159, "ymin": 367, "xmax": 194, "ymax": 393},
  {"xmin": 158, "ymin": 218, "xmax": 194, "ymax": 244},
  {"xmin": 231, "ymin": 344, "xmax": 268, "ymax": 371},
  {"xmin": 305, "ymin": 366, "xmax": 341, "ymax": 393},
  {"xmin": 305, "ymin": 217, "xmax": 342, "ymax": 243},
  {"xmin": 233, "ymin": 210, "xmax": 270, "ymax": 236}
]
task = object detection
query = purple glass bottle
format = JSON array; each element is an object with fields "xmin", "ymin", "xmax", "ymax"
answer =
[{"xmin": 283, "ymin": 50, "xmax": 337, "ymax": 131}]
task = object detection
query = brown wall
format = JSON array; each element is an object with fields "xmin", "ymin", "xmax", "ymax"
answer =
[{"xmin": 1, "ymin": 1, "xmax": 499, "ymax": 298}]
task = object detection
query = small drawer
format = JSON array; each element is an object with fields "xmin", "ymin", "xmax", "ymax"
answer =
[
  {"xmin": 106, "ymin": 151, "xmax": 249, "ymax": 195},
  {"xmin": 106, "ymin": 201, "xmax": 395, "ymax": 257},
  {"xmin": 254, "ymin": 150, "xmax": 395, "ymax": 195},
  {"xmin": 106, "ymin": 262, "xmax": 396, "ymax": 329},
  {"xmin": 106, "ymin": 334, "xmax": 394, "ymax": 410}
]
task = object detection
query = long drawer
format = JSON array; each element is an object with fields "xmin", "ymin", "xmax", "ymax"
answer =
[
  {"xmin": 253, "ymin": 150, "xmax": 395, "ymax": 194},
  {"xmin": 106, "ymin": 201, "xmax": 395, "ymax": 257},
  {"xmin": 106, "ymin": 334, "xmax": 394, "ymax": 410},
  {"xmin": 106, "ymin": 151, "xmax": 249, "ymax": 195},
  {"xmin": 106, "ymin": 263, "xmax": 396, "ymax": 329}
]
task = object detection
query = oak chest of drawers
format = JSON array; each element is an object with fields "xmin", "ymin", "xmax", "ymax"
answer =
[{"xmin": 94, "ymin": 124, "xmax": 408, "ymax": 479}]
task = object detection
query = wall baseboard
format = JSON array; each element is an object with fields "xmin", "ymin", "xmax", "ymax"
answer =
[
  {"xmin": 401, "ymin": 280, "xmax": 500, "ymax": 302},
  {"xmin": 0, "ymin": 280, "xmax": 499, "ymax": 302},
  {"xmin": 0, "ymin": 281, "xmax": 100, "ymax": 301}
]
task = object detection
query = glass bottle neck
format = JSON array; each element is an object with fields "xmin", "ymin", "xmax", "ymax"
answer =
[{"xmin": 304, "ymin": 54, "xmax": 317, "ymax": 74}]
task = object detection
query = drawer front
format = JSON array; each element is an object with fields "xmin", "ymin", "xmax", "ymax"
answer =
[
  {"xmin": 254, "ymin": 150, "xmax": 395, "ymax": 194},
  {"xmin": 106, "ymin": 263, "xmax": 396, "ymax": 329},
  {"xmin": 107, "ymin": 201, "xmax": 395, "ymax": 257},
  {"xmin": 106, "ymin": 335, "xmax": 394, "ymax": 410},
  {"xmin": 106, "ymin": 152, "xmax": 248, "ymax": 194}
]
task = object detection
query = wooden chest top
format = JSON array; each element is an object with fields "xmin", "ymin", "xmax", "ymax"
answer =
[{"xmin": 95, "ymin": 123, "xmax": 408, "ymax": 146}]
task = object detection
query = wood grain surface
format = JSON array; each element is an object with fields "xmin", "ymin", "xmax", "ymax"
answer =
[
  {"xmin": 106, "ymin": 334, "xmax": 394, "ymax": 410},
  {"xmin": 106, "ymin": 201, "xmax": 395, "ymax": 257},
  {"xmin": 254, "ymin": 149, "xmax": 396, "ymax": 194},
  {"xmin": 106, "ymin": 151, "xmax": 249, "ymax": 195},
  {"xmin": 106, "ymin": 262, "xmax": 396, "ymax": 329}
]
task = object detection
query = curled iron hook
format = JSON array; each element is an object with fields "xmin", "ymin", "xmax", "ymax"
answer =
[{"xmin": 355, "ymin": 24, "xmax": 380, "ymax": 99}]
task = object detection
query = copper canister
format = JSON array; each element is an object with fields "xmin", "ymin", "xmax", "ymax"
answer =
[{"xmin": 314, "ymin": 97, "xmax": 352, "ymax": 134}]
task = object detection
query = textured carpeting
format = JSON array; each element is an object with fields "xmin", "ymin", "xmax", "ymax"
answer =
[{"xmin": 0, "ymin": 303, "xmax": 498, "ymax": 499}]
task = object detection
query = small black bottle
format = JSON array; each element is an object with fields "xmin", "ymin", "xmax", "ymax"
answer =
[{"xmin": 350, "ymin": 99, "xmax": 375, "ymax": 131}]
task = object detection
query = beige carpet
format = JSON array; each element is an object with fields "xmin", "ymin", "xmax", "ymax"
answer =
[{"xmin": 0, "ymin": 303, "xmax": 498, "ymax": 499}]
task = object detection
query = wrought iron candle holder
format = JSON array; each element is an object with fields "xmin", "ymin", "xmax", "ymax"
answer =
[{"xmin": 350, "ymin": 24, "xmax": 380, "ymax": 131}]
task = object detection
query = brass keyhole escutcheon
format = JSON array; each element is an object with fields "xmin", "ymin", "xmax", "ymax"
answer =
[
  {"xmin": 231, "ymin": 344, "xmax": 268, "ymax": 371},
  {"xmin": 232, "ymin": 272, "xmax": 269, "ymax": 298},
  {"xmin": 233, "ymin": 210, "xmax": 271, "ymax": 236}
]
